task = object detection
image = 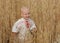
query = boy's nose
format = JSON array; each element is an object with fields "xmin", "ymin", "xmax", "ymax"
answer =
[{"xmin": 27, "ymin": 15, "xmax": 30, "ymax": 17}]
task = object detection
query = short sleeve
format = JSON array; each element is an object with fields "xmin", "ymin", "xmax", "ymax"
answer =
[
  {"xmin": 12, "ymin": 20, "xmax": 20, "ymax": 33},
  {"xmin": 30, "ymin": 20, "xmax": 36, "ymax": 30}
]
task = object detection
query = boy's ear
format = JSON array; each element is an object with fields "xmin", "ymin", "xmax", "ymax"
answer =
[
  {"xmin": 21, "ymin": 14, "xmax": 22, "ymax": 16},
  {"xmin": 21, "ymin": 12, "xmax": 23, "ymax": 16}
]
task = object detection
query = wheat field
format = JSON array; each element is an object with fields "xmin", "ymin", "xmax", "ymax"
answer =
[{"xmin": 0, "ymin": 0, "xmax": 60, "ymax": 43}]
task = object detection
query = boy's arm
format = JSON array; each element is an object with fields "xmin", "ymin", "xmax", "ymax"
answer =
[
  {"xmin": 10, "ymin": 32, "xmax": 18, "ymax": 43},
  {"xmin": 11, "ymin": 32, "xmax": 17, "ymax": 40},
  {"xmin": 30, "ymin": 20, "xmax": 37, "ymax": 36},
  {"xmin": 11, "ymin": 21, "xmax": 19, "ymax": 40},
  {"xmin": 30, "ymin": 28, "xmax": 37, "ymax": 37},
  {"xmin": 12, "ymin": 32, "xmax": 18, "ymax": 37},
  {"xmin": 31, "ymin": 28, "xmax": 37, "ymax": 33}
]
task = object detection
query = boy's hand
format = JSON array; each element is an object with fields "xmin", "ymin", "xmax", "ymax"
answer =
[
  {"xmin": 30, "ymin": 28, "xmax": 37, "ymax": 37},
  {"xmin": 31, "ymin": 28, "xmax": 37, "ymax": 33},
  {"xmin": 12, "ymin": 32, "xmax": 18, "ymax": 40}
]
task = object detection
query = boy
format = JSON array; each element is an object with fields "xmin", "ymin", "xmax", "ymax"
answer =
[{"xmin": 12, "ymin": 7, "xmax": 37, "ymax": 43}]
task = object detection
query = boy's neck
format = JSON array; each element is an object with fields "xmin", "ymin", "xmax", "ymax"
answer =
[{"xmin": 22, "ymin": 17, "xmax": 29, "ymax": 21}]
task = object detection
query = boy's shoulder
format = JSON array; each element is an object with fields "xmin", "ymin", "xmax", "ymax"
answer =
[
  {"xmin": 16, "ymin": 18, "xmax": 34, "ymax": 24},
  {"xmin": 17, "ymin": 18, "xmax": 24, "ymax": 22},
  {"xmin": 29, "ymin": 19, "xmax": 36, "ymax": 24},
  {"xmin": 15, "ymin": 18, "xmax": 24, "ymax": 24},
  {"xmin": 29, "ymin": 18, "xmax": 34, "ymax": 22}
]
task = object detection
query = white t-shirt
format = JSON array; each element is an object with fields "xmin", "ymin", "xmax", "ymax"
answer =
[
  {"xmin": 12, "ymin": 18, "xmax": 36, "ymax": 33},
  {"xmin": 12, "ymin": 18, "xmax": 36, "ymax": 39}
]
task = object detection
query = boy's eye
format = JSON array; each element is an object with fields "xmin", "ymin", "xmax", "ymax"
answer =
[{"xmin": 28, "ymin": 13, "xmax": 30, "ymax": 14}]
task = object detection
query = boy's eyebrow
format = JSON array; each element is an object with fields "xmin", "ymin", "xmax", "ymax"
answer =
[{"xmin": 28, "ymin": 12, "xmax": 30, "ymax": 14}]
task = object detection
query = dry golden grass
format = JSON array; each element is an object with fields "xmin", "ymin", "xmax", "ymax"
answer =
[{"xmin": 0, "ymin": 0, "xmax": 60, "ymax": 43}]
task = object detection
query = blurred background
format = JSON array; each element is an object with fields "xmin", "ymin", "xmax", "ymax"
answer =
[{"xmin": 0, "ymin": 0, "xmax": 60, "ymax": 43}]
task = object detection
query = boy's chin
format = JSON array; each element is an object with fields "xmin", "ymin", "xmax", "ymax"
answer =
[{"xmin": 25, "ymin": 18, "xmax": 29, "ymax": 20}]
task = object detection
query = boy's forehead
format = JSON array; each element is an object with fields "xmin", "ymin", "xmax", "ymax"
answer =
[{"xmin": 21, "ymin": 7, "xmax": 29, "ymax": 12}]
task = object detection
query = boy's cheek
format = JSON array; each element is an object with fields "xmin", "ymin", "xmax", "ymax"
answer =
[{"xmin": 26, "ymin": 16, "xmax": 30, "ymax": 18}]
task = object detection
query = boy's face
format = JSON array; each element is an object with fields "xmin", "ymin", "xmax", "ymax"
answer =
[{"xmin": 21, "ymin": 7, "xmax": 30, "ymax": 20}]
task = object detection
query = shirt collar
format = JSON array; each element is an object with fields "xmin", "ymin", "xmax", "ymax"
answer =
[{"xmin": 21, "ymin": 18, "xmax": 30, "ymax": 21}]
